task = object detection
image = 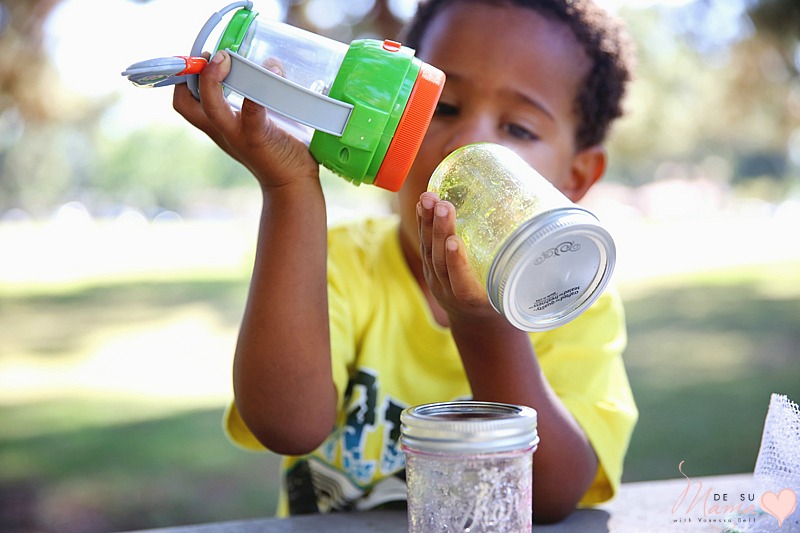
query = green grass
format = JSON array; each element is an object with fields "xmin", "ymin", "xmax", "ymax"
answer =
[
  {"xmin": 0, "ymin": 278, "xmax": 283, "ymax": 532},
  {"xmin": 0, "ymin": 279, "xmax": 248, "ymax": 361},
  {"xmin": 0, "ymin": 403, "xmax": 281, "ymax": 532},
  {"xmin": 1, "ymin": 262, "xmax": 799, "ymax": 531},
  {"xmin": 620, "ymin": 262, "xmax": 800, "ymax": 481}
]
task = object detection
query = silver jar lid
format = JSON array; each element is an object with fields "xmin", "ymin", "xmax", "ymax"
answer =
[
  {"xmin": 486, "ymin": 207, "xmax": 616, "ymax": 332},
  {"xmin": 400, "ymin": 401, "xmax": 539, "ymax": 454}
]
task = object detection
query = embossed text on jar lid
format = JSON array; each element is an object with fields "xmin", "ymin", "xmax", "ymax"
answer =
[{"xmin": 488, "ymin": 207, "xmax": 616, "ymax": 332}]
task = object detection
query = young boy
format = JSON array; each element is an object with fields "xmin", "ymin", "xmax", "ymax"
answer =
[{"xmin": 173, "ymin": 0, "xmax": 638, "ymax": 523}]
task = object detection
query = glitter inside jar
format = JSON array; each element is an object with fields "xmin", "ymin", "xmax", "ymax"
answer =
[
  {"xmin": 427, "ymin": 143, "xmax": 616, "ymax": 331},
  {"xmin": 401, "ymin": 401, "xmax": 538, "ymax": 533}
]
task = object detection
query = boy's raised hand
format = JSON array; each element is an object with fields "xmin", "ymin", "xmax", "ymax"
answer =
[
  {"xmin": 172, "ymin": 50, "xmax": 320, "ymax": 191},
  {"xmin": 417, "ymin": 191, "xmax": 497, "ymax": 322}
]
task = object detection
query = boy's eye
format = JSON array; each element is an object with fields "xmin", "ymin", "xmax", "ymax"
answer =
[
  {"xmin": 503, "ymin": 123, "xmax": 538, "ymax": 141},
  {"xmin": 434, "ymin": 102, "xmax": 459, "ymax": 116}
]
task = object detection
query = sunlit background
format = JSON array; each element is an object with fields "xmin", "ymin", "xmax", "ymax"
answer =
[{"xmin": 1, "ymin": 0, "xmax": 799, "ymax": 531}]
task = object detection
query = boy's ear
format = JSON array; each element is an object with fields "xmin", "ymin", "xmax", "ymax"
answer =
[{"xmin": 565, "ymin": 145, "xmax": 606, "ymax": 203}]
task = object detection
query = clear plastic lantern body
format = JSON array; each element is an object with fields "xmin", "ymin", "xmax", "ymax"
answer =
[
  {"xmin": 217, "ymin": 15, "xmax": 350, "ymax": 143},
  {"xmin": 209, "ymin": 8, "xmax": 445, "ymax": 190},
  {"xmin": 401, "ymin": 402, "xmax": 539, "ymax": 533},
  {"xmin": 427, "ymin": 143, "xmax": 616, "ymax": 332},
  {"xmin": 235, "ymin": 17, "xmax": 348, "ymax": 96}
]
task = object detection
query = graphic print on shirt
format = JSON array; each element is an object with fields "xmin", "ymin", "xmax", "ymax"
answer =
[
  {"xmin": 381, "ymin": 398, "xmax": 405, "ymax": 474},
  {"xmin": 287, "ymin": 368, "xmax": 409, "ymax": 512},
  {"xmin": 338, "ymin": 368, "xmax": 408, "ymax": 482},
  {"xmin": 342, "ymin": 369, "xmax": 379, "ymax": 483}
]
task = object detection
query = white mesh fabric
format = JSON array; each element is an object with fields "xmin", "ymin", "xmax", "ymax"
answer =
[
  {"xmin": 734, "ymin": 394, "xmax": 800, "ymax": 532},
  {"xmin": 755, "ymin": 394, "xmax": 800, "ymax": 493}
]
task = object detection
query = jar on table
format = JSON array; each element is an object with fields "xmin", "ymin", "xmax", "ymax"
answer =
[{"xmin": 401, "ymin": 401, "xmax": 539, "ymax": 533}]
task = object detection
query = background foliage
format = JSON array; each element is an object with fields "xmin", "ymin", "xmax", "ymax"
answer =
[{"xmin": 0, "ymin": 0, "xmax": 798, "ymax": 216}]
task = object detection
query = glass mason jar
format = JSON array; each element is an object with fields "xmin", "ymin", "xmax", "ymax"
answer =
[
  {"xmin": 427, "ymin": 142, "xmax": 616, "ymax": 331},
  {"xmin": 401, "ymin": 401, "xmax": 539, "ymax": 533}
]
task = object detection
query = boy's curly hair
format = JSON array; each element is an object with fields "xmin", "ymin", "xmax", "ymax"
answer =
[{"xmin": 401, "ymin": 0, "xmax": 636, "ymax": 150}]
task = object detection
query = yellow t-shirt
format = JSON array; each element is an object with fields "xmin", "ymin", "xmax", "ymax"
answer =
[{"xmin": 225, "ymin": 216, "xmax": 637, "ymax": 515}]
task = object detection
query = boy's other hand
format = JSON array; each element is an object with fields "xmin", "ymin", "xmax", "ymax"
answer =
[{"xmin": 417, "ymin": 192, "xmax": 495, "ymax": 321}]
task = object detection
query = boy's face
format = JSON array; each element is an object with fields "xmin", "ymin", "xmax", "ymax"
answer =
[{"xmin": 398, "ymin": 2, "xmax": 598, "ymax": 260}]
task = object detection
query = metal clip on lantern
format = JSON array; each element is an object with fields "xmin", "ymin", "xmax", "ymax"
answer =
[{"xmin": 122, "ymin": 1, "xmax": 445, "ymax": 191}]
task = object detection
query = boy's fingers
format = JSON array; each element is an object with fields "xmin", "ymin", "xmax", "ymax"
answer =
[
  {"xmin": 417, "ymin": 192, "xmax": 437, "ymax": 271},
  {"xmin": 172, "ymin": 82, "xmax": 204, "ymax": 126},
  {"xmin": 240, "ymin": 97, "xmax": 268, "ymax": 133},
  {"xmin": 172, "ymin": 82, "xmax": 233, "ymax": 154},
  {"xmin": 198, "ymin": 51, "xmax": 238, "ymax": 134},
  {"xmin": 443, "ymin": 236, "xmax": 480, "ymax": 299},
  {"xmin": 171, "ymin": 52, "xmax": 215, "ymax": 133},
  {"xmin": 431, "ymin": 200, "xmax": 455, "ymax": 287}
]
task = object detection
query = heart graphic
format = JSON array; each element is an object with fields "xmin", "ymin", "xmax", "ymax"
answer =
[{"xmin": 760, "ymin": 488, "xmax": 797, "ymax": 527}]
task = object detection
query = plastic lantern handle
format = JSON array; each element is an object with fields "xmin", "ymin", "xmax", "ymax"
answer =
[
  {"xmin": 186, "ymin": 0, "xmax": 254, "ymax": 98},
  {"xmin": 224, "ymin": 51, "xmax": 353, "ymax": 136}
]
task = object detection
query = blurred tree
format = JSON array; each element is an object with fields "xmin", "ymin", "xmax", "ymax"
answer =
[
  {"xmin": 0, "ymin": 0, "xmax": 109, "ymax": 215},
  {"xmin": 606, "ymin": 6, "xmax": 735, "ymax": 184},
  {"xmin": 94, "ymin": 127, "xmax": 254, "ymax": 215},
  {"xmin": 730, "ymin": 0, "xmax": 799, "ymax": 186},
  {"xmin": 0, "ymin": 0, "xmax": 61, "ymax": 121},
  {"xmin": 725, "ymin": 0, "xmax": 797, "ymax": 190},
  {"xmin": 607, "ymin": 0, "xmax": 799, "ymax": 191},
  {"xmin": 745, "ymin": 0, "xmax": 800, "ymax": 57},
  {"xmin": 285, "ymin": 0, "xmax": 406, "ymax": 42}
]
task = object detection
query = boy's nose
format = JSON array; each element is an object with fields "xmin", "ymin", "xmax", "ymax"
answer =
[{"xmin": 440, "ymin": 117, "xmax": 498, "ymax": 157}]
